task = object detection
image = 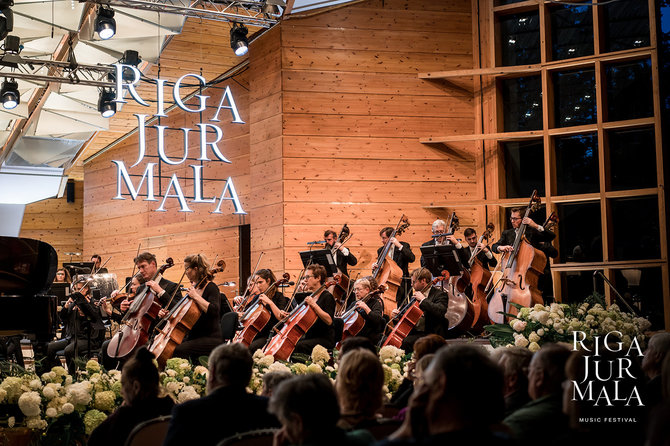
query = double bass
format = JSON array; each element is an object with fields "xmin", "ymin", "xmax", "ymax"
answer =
[
  {"xmin": 107, "ymin": 258, "xmax": 174, "ymax": 359},
  {"xmin": 465, "ymin": 223, "xmax": 495, "ymax": 333},
  {"xmin": 328, "ymin": 224, "xmax": 353, "ymax": 316},
  {"xmin": 149, "ymin": 259, "xmax": 226, "ymax": 367},
  {"xmin": 336, "ymin": 284, "xmax": 387, "ymax": 349},
  {"xmin": 487, "ymin": 191, "xmax": 546, "ymax": 324},
  {"xmin": 262, "ymin": 277, "xmax": 337, "ymax": 361},
  {"xmin": 232, "ymin": 272, "xmax": 291, "ymax": 347},
  {"xmin": 372, "ymin": 215, "xmax": 410, "ymax": 317}
]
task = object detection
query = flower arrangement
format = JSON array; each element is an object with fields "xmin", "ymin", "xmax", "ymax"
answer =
[{"xmin": 485, "ymin": 298, "xmax": 651, "ymax": 352}]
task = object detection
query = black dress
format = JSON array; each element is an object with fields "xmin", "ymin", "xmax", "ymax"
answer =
[
  {"xmin": 293, "ymin": 290, "xmax": 336, "ymax": 354},
  {"xmin": 351, "ymin": 296, "xmax": 385, "ymax": 345},
  {"xmin": 248, "ymin": 292, "xmax": 289, "ymax": 353},
  {"xmin": 172, "ymin": 281, "xmax": 222, "ymax": 361}
]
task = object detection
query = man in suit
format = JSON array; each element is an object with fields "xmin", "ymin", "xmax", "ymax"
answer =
[
  {"xmin": 462, "ymin": 227, "xmax": 497, "ymax": 270},
  {"xmin": 373, "ymin": 226, "xmax": 415, "ymax": 308},
  {"xmin": 420, "ymin": 219, "xmax": 464, "ymax": 270},
  {"xmin": 390, "ymin": 267, "xmax": 449, "ymax": 351},
  {"xmin": 163, "ymin": 343, "xmax": 278, "ymax": 445},
  {"xmin": 324, "ymin": 229, "xmax": 357, "ymax": 276}
]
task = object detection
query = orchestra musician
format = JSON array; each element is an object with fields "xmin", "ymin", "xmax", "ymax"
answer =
[
  {"xmin": 324, "ymin": 229, "xmax": 357, "ymax": 276},
  {"xmin": 391, "ymin": 267, "xmax": 448, "ymax": 352},
  {"xmin": 243, "ymin": 269, "xmax": 290, "ymax": 353},
  {"xmin": 91, "ymin": 254, "xmax": 108, "ymax": 274},
  {"xmin": 420, "ymin": 219, "xmax": 463, "ymax": 268},
  {"xmin": 348, "ymin": 276, "xmax": 385, "ymax": 345},
  {"xmin": 54, "ymin": 267, "xmax": 71, "ymax": 283},
  {"xmin": 292, "ymin": 264, "xmax": 336, "ymax": 354},
  {"xmin": 44, "ymin": 278, "xmax": 106, "ymax": 372},
  {"xmin": 462, "ymin": 227, "xmax": 497, "ymax": 270},
  {"xmin": 374, "ymin": 227, "xmax": 415, "ymax": 307}
]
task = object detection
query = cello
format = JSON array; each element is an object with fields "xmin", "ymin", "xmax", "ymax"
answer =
[
  {"xmin": 107, "ymin": 258, "xmax": 174, "ymax": 359},
  {"xmin": 336, "ymin": 284, "xmax": 387, "ymax": 349},
  {"xmin": 149, "ymin": 259, "xmax": 226, "ymax": 367},
  {"xmin": 262, "ymin": 277, "xmax": 337, "ymax": 361},
  {"xmin": 232, "ymin": 272, "xmax": 291, "ymax": 347},
  {"xmin": 372, "ymin": 215, "xmax": 410, "ymax": 317},
  {"xmin": 487, "ymin": 191, "xmax": 546, "ymax": 324}
]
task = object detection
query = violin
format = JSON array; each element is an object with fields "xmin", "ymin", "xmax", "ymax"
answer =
[
  {"xmin": 372, "ymin": 215, "xmax": 410, "ymax": 317},
  {"xmin": 336, "ymin": 284, "xmax": 386, "ymax": 349},
  {"xmin": 262, "ymin": 277, "xmax": 338, "ymax": 361},
  {"xmin": 107, "ymin": 258, "xmax": 174, "ymax": 359},
  {"xmin": 149, "ymin": 259, "xmax": 226, "ymax": 368},
  {"xmin": 232, "ymin": 272, "xmax": 291, "ymax": 347}
]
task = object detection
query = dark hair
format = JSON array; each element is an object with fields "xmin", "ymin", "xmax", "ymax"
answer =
[
  {"xmin": 510, "ymin": 207, "xmax": 523, "ymax": 215},
  {"xmin": 336, "ymin": 349, "xmax": 383, "ymax": 417},
  {"xmin": 123, "ymin": 347, "xmax": 160, "ymax": 405},
  {"xmin": 91, "ymin": 254, "xmax": 102, "ymax": 262},
  {"xmin": 269, "ymin": 374, "xmax": 339, "ymax": 436},
  {"xmin": 413, "ymin": 334, "xmax": 447, "ymax": 359},
  {"xmin": 261, "ymin": 371, "xmax": 292, "ymax": 396},
  {"xmin": 306, "ymin": 264, "xmax": 327, "ymax": 285},
  {"xmin": 324, "ymin": 230, "xmax": 337, "ymax": 239},
  {"xmin": 184, "ymin": 254, "xmax": 213, "ymax": 284},
  {"xmin": 255, "ymin": 269, "xmax": 277, "ymax": 298},
  {"xmin": 209, "ymin": 343, "xmax": 253, "ymax": 388},
  {"xmin": 533, "ymin": 343, "xmax": 571, "ymax": 394},
  {"xmin": 339, "ymin": 337, "xmax": 377, "ymax": 357},
  {"xmin": 134, "ymin": 252, "xmax": 157, "ymax": 266},
  {"xmin": 463, "ymin": 228, "xmax": 476, "ymax": 237},
  {"xmin": 379, "ymin": 227, "xmax": 393, "ymax": 237}
]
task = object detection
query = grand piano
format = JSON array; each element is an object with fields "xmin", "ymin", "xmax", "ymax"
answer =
[{"xmin": 0, "ymin": 236, "xmax": 58, "ymax": 341}]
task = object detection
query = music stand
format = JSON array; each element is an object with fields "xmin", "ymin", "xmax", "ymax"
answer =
[
  {"xmin": 63, "ymin": 262, "xmax": 95, "ymax": 277},
  {"xmin": 48, "ymin": 282, "xmax": 70, "ymax": 305},
  {"xmin": 420, "ymin": 245, "xmax": 463, "ymax": 278},
  {"xmin": 299, "ymin": 249, "xmax": 338, "ymax": 277}
]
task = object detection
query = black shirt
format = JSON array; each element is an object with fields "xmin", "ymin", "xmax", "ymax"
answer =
[
  {"xmin": 186, "ymin": 281, "xmax": 221, "ymax": 340},
  {"xmin": 259, "ymin": 292, "xmax": 290, "ymax": 338},
  {"xmin": 304, "ymin": 290, "xmax": 336, "ymax": 341},
  {"xmin": 355, "ymin": 296, "xmax": 385, "ymax": 344}
]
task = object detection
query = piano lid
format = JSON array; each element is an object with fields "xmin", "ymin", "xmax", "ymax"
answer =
[{"xmin": 0, "ymin": 236, "xmax": 58, "ymax": 296}]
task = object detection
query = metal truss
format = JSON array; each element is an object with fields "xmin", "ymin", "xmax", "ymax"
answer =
[
  {"xmin": 0, "ymin": 55, "xmax": 115, "ymax": 88},
  {"xmin": 81, "ymin": 0, "xmax": 280, "ymax": 28}
]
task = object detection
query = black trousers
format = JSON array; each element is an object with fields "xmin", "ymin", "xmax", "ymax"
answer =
[
  {"xmin": 173, "ymin": 337, "xmax": 222, "ymax": 363},
  {"xmin": 292, "ymin": 336, "xmax": 334, "ymax": 358},
  {"xmin": 45, "ymin": 338, "xmax": 98, "ymax": 372}
]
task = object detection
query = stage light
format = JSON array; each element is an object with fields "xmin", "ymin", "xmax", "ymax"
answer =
[
  {"xmin": 4, "ymin": 35, "xmax": 19, "ymax": 54},
  {"xmin": 0, "ymin": 1, "xmax": 13, "ymax": 41},
  {"xmin": 230, "ymin": 23, "xmax": 248, "ymax": 56},
  {"xmin": 0, "ymin": 78, "xmax": 18, "ymax": 109},
  {"xmin": 95, "ymin": 6, "xmax": 116, "ymax": 40},
  {"xmin": 98, "ymin": 89, "xmax": 116, "ymax": 118},
  {"xmin": 120, "ymin": 50, "xmax": 141, "ymax": 81}
]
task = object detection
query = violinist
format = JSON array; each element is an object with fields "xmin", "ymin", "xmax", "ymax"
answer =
[
  {"xmin": 373, "ymin": 227, "xmax": 415, "ymax": 307},
  {"xmin": 391, "ymin": 267, "xmax": 448, "ymax": 351},
  {"xmin": 293, "ymin": 264, "xmax": 336, "ymax": 354},
  {"xmin": 348, "ymin": 277, "xmax": 385, "ymax": 345},
  {"xmin": 44, "ymin": 278, "xmax": 106, "ymax": 372},
  {"xmin": 463, "ymin": 228, "xmax": 497, "ymax": 270},
  {"xmin": 170, "ymin": 254, "xmax": 222, "ymax": 361},
  {"xmin": 244, "ymin": 269, "xmax": 290, "ymax": 353},
  {"xmin": 420, "ymin": 219, "xmax": 463, "ymax": 268},
  {"xmin": 91, "ymin": 254, "xmax": 108, "ymax": 274},
  {"xmin": 324, "ymin": 229, "xmax": 357, "ymax": 276}
]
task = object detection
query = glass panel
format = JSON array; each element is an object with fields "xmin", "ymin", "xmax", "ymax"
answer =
[
  {"xmin": 503, "ymin": 140, "xmax": 545, "ymax": 199},
  {"xmin": 602, "ymin": 0, "xmax": 650, "ymax": 53},
  {"xmin": 607, "ymin": 127, "xmax": 657, "ymax": 191},
  {"xmin": 501, "ymin": 75, "xmax": 543, "ymax": 131},
  {"xmin": 605, "ymin": 59, "xmax": 653, "ymax": 122},
  {"xmin": 613, "ymin": 268, "xmax": 664, "ymax": 330},
  {"xmin": 554, "ymin": 134, "xmax": 598, "ymax": 195},
  {"xmin": 499, "ymin": 11, "xmax": 541, "ymax": 66},
  {"xmin": 550, "ymin": 5, "xmax": 594, "ymax": 61},
  {"xmin": 556, "ymin": 202, "xmax": 602, "ymax": 263},
  {"xmin": 559, "ymin": 271, "xmax": 604, "ymax": 304},
  {"xmin": 610, "ymin": 196, "xmax": 660, "ymax": 261},
  {"xmin": 552, "ymin": 68, "xmax": 596, "ymax": 127}
]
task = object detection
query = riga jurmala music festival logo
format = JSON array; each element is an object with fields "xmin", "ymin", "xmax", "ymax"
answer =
[
  {"xmin": 569, "ymin": 330, "xmax": 645, "ymax": 424},
  {"xmin": 111, "ymin": 63, "xmax": 247, "ymax": 215}
]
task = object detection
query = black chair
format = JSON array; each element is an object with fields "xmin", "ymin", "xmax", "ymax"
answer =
[
  {"xmin": 332, "ymin": 317, "xmax": 344, "ymax": 345},
  {"xmin": 125, "ymin": 415, "xmax": 171, "ymax": 446},
  {"xmin": 217, "ymin": 428, "xmax": 277, "ymax": 446},
  {"xmin": 221, "ymin": 312, "xmax": 239, "ymax": 341}
]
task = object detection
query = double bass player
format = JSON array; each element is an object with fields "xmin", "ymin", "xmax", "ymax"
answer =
[{"xmin": 373, "ymin": 227, "xmax": 415, "ymax": 308}]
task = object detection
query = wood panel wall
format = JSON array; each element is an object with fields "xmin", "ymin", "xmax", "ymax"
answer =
[{"xmin": 20, "ymin": 181, "xmax": 84, "ymax": 264}]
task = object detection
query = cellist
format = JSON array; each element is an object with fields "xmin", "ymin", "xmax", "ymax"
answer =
[
  {"xmin": 292, "ymin": 264, "xmax": 337, "ymax": 354},
  {"xmin": 346, "ymin": 276, "xmax": 385, "ymax": 345},
  {"xmin": 372, "ymin": 227, "xmax": 415, "ymax": 307},
  {"xmin": 390, "ymin": 267, "xmax": 448, "ymax": 351},
  {"xmin": 244, "ymin": 269, "xmax": 290, "ymax": 353}
]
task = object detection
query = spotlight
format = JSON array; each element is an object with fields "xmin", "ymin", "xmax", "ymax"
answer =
[
  {"xmin": 121, "ymin": 49, "xmax": 141, "ymax": 81},
  {"xmin": 0, "ymin": 1, "xmax": 13, "ymax": 42},
  {"xmin": 0, "ymin": 78, "xmax": 18, "ymax": 109},
  {"xmin": 230, "ymin": 23, "xmax": 248, "ymax": 56},
  {"xmin": 95, "ymin": 6, "xmax": 115, "ymax": 40},
  {"xmin": 98, "ymin": 89, "xmax": 116, "ymax": 118},
  {"xmin": 4, "ymin": 35, "xmax": 19, "ymax": 54}
]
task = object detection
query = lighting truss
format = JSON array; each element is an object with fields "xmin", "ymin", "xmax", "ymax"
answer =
[
  {"xmin": 0, "ymin": 56, "xmax": 114, "ymax": 87},
  {"xmin": 81, "ymin": 0, "xmax": 280, "ymax": 28}
]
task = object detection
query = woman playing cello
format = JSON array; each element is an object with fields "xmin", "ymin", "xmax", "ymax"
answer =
[
  {"xmin": 340, "ymin": 277, "xmax": 385, "ymax": 346},
  {"xmin": 242, "ymin": 269, "xmax": 290, "ymax": 353},
  {"xmin": 169, "ymin": 254, "xmax": 221, "ymax": 361}
]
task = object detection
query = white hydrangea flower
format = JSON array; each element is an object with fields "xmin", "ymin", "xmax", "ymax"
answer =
[
  {"xmin": 528, "ymin": 342, "xmax": 541, "ymax": 353},
  {"xmin": 46, "ymin": 407, "xmax": 58, "ymax": 418},
  {"xmin": 512, "ymin": 320, "xmax": 527, "ymax": 332},
  {"xmin": 528, "ymin": 332, "xmax": 540, "ymax": 343},
  {"xmin": 61, "ymin": 403, "xmax": 74, "ymax": 414},
  {"xmin": 310, "ymin": 345, "xmax": 330, "ymax": 365}
]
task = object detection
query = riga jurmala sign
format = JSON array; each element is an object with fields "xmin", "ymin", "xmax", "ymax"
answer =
[{"xmin": 111, "ymin": 63, "xmax": 247, "ymax": 214}]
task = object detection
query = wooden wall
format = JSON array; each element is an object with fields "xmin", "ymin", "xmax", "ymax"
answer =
[{"xmin": 20, "ymin": 181, "xmax": 84, "ymax": 264}]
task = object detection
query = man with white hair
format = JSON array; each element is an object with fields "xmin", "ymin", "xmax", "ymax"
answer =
[{"xmin": 420, "ymin": 219, "xmax": 464, "ymax": 273}]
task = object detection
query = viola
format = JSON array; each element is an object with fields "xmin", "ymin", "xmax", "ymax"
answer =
[
  {"xmin": 107, "ymin": 258, "xmax": 174, "ymax": 359},
  {"xmin": 336, "ymin": 284, "xmax": 386, "ymax": 349},
  {"xmin": 149, "ymin": 259, "xmax": 226, "ymax": 368},
  {"xmin": 372, "ymin": 215, "xmax": 410, "ymax": 317},
  {"xmin": 262, "ymin": 278, "xmax": 337, "ymax": 361},
  {"xmin": 232, "ymin": 272, "xmax": 290, "ymax": 347}
]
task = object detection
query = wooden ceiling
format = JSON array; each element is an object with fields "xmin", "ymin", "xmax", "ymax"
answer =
[{"xmin": 68, "ymin": 17, "xmax": 264, "ymax": 180}]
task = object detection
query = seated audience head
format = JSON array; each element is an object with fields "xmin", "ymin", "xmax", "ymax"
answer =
[
  {"xmin": 493, "ymin": 346, "xmax": 532, "ymax": 398},
  {"xmin": 269, "ymin": 374, "xmax": 340, "ymax": 444},
  {"xmin": 528, "ymin": 343, "xmax": 570, "ymax": 400},
  {"xmin": 642, "ymin": 332, "xmax": 670, "ymax": 380},
  {"xmin": 413, "ymin": 353, "xmax": 435, "ymax": 385},
  {"xmin": 207, "ymin": 343, "xmax": 253, "ymax": 394},
  {"xmin": 261, "ymin": 371, "xmax": 292, "ymax": 397},
  {"xmin": 413, "ymin": 334, "xmax": 447, "ymax": 360},
  {"xmin": 336, "ymin": 349, "xmax": 384, "ymax": 420},
  {"xmin": 338, "ymin": 337, "xmax": 376, "ymax": 358},
  {"xmin": 122, "ymin": 347, "xmax": 160, "ymax": 405},
  {"xmin": 417, "ymin": 344, "xmax": 504, "ymax": 432}
]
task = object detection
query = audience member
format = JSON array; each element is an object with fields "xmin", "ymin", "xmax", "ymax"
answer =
[
  {"xmin": 339, "ymin": 336, "xmax": 377, "ymax": 358},
  {"xmin": 492, "ymin": 346, "xmax": 532, "ymax": 417},
  {"xmin": 89, "ymin": 348, "xmax": 173, "ymax": 446},
  {"xmin": 642, "ymin": 332, "xmax": 670, "ymax": 409},
  {"xmin": 261, "ymin": 371, "xmax": 292, "ymax": 398},
  {"xmin": 163, "ymin": 343, "xmax": 278, "ymax": 445},
  {"xmin": 391, "ymin": 335, "xmax": 446, "ymax": 408},
  {"xmin": 336, "ymin": 349, "xmax": 385, "ymax": 430},
  {"xmin": 646, "ymin": 353, "xmax": 670, "ymax": 446},
  {"xmin": 503, "ymin": 343, "xmax": 570, "ymax": 443},
  {"xmin": 269, "ymin": 374, "xmax": 375, "ymax": 446}
]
